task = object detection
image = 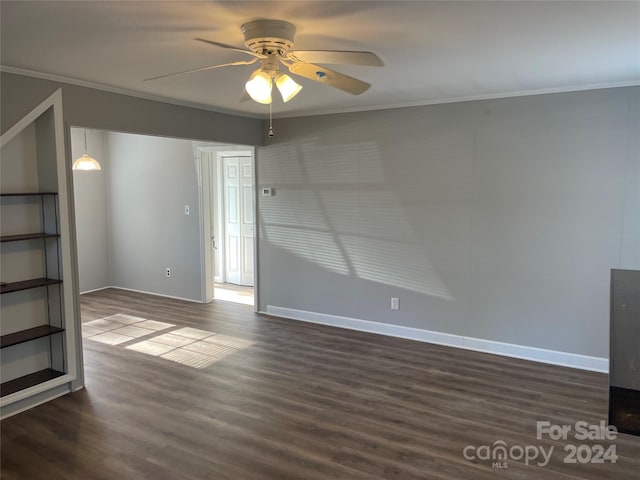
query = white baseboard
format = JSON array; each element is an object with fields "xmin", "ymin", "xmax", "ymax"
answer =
[
  {"xmin": 90, "ymin": 286, "xmax": 203, "ymax": 304},
  {"xmin": 79, "ymin": 286, "xmax": 111, "ymax": 295},
  {"xmin": 265, "ymin": 306, "xmax": 608, "ymax": 373},
  {"xmin": 1, "ymin": 384, "xmax": 72, "ymax": 419}
]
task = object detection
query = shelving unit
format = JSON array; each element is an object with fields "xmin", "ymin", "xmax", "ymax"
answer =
[
  {"xmin": 0, "ymin": 192, "xmax": 67, "ymax": 398},
  {"xmin": 0, "ymin": 89, "xmax": 79, "ymax": 416}
]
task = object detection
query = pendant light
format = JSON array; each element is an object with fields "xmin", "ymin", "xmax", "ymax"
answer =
[{"xmin": 72, "ymin": 129, "xmax": 101, "ymax": 171}]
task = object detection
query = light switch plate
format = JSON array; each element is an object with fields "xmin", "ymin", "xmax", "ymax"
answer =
[{"xmin": 391, "ymin": 297, "xmax": 399, "ymax": 310}]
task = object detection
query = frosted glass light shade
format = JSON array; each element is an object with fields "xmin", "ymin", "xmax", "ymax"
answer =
[
  {"xmin": 275, "ymin": 73, "xmax": 302, "ymax": 102},
  {"xmin": 245, "ymin": 70, "xmax": 273, "ymax": 104},
  {"xmin": 73, "ymin": 154, "xmax": 102, "ymax": 171}
]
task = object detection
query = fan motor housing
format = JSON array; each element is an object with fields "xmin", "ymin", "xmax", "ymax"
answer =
[{"xmin": 242, "ymin": 19, "xmax": 296, "ymax": 55}]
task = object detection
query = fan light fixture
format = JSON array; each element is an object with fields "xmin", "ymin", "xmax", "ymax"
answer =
[
  {"xmin": 245, "ymin": 68, "xmax": 302, "ymax": 104},
  {"xmin": 72, "ymin": 129, "xmax": 101, "ymax": 171},
  {"xmin": 144, "ymin": 19, "xmax": 383, "ymax": 105}
]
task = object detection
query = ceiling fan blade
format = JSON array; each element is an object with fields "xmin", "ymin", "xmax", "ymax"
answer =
[
  {"xmin": 287, "ymin": 62, "xmax": 371, "ymax": 95},
  {"xmin": 143, "ymin": 58, "xmax": 257, "ymax": 82},
  {"xmin": 195, "ymin": 38, "xmax": 263, "ymax": 58},
  {"xmin": 289, "ymin": 50, "xmax": 383, "ymax": 67}
]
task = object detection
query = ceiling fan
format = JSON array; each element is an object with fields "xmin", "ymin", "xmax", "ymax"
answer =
[{"xmin": 144, "ymin": 19, "xmax": 383, "ymax": 105}]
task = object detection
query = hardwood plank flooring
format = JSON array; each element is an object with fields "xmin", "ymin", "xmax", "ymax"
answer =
[{"xmin": 2, "ymin": 288, "xmax": 639, "ymax": 479}]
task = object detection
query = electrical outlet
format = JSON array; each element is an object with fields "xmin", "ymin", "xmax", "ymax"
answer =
[
  {"xmin": 391, "ymin": 297, "xmax": 399, "ymax": 310},
  {"xmin": 165, "ymin": 267, "xmax": 171, "ymax": 278}
]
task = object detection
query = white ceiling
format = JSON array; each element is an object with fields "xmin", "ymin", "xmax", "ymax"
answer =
[{"xmin": 1, "ymin": 1, "xmax": 639, "ymax": 118}]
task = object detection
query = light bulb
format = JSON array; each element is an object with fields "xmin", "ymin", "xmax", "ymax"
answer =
[{"xmin": 245, "ymin": 70, "xmax": 273, "ymax": 104}]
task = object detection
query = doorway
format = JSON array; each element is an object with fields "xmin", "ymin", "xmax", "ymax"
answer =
[{"xmin": 198, "ymin": 147, "xmax": 256, "ymax": 308}]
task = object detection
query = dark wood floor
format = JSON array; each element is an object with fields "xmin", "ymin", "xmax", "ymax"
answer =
[{"xmin": 2, "ymin": 288, "xmax": 639, "ymax": 479}]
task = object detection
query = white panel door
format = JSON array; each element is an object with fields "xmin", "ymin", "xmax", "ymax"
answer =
[
  {"xmin": 223, "ymin": 157, "xmax": 254, "ymax": 286},
  {"xmin": 240, "ymin": 159, "xmax": 255, "ymax": 286}
]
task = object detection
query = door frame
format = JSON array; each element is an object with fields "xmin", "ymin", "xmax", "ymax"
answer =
[{"xmin": 197, "ymin": 146, "xmax": 257, "ymax": 310}]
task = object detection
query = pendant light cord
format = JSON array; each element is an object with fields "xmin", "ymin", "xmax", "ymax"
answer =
[
  {"xmin": 268, "ymin": 103, "xmax": 274, "ymax": 138},
  {"xmin": 83, "ymin": 129, "xmax": 88, "ymax": 153}
]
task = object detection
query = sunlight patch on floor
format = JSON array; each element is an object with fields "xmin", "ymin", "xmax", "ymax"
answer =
[
  {"xmin": 83, "ymin": 315, "xmax": 255, "ymax": 369},
  {"xmin": 82, "ymin": 315, "xmax": 175, "ymax": 345},
  {"xmin": 214, "ymin": 283, "xmax": 254, "ymax": 306}
]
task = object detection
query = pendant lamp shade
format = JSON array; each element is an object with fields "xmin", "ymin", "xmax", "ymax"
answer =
[
  {"xmin": 73, "ymin": 153, "xmax": 102, "ymax": 171},
  {"xmin": 73, "ymin": 129, "xmax": 101, "ymax": 171}
]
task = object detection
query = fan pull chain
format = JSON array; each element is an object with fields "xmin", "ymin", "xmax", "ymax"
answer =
[{"xmin": 268, "ymin": 102, "xmax": 274, "ymax": 138}]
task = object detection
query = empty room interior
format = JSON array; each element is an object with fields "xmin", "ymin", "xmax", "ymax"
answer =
[{"xmin": 0, "ymin": 1, "xmax": 639, "ymax": 479}]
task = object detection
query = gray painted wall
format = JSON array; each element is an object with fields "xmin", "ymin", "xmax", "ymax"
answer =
[
  {"xmin": 107, "ymin": 132, "xmax": 202, "ymax": 301},
  {"xmin": 71, "ymin": 128, "xmax": 110, "ymax": 293},
  {"xmin": 257, "ymin": 86, "xmax": 640, "ymax": 358}
]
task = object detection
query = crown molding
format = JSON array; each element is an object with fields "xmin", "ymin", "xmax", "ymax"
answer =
[
  {"xmin": 277, "ymin": 80, "xmax": 640, "ymax": 119},
  {"xmin": 2, "ymin": 65, "xmax": 638, "ymax": 121}
]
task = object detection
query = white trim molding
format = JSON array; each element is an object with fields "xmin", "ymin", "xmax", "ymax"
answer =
[
  {"xmin": 265, "ymin": 306, "xmax": 608, "ymax": 373},
  {"xmin": 1, "ymin": 382, "xmax": 83, "ymax": 420},
  {"xmin": 79, "ymin": 286, "xmax": 111, "ymax": 295}
]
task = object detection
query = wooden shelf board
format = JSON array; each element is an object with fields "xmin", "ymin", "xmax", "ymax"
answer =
[
  {"xmin": 1, "ymin": 325, "xmax": 65, "ymax": 349},
  {"xmin": 0, "ymin": 192, "xmax": 58, "ymax": 197},
  {"xmin": 0, "ymin": 278, "xmax": 62, "ymax": 294},
  {"xmin": 0, "ymin": 369, "xmax": 66, "ymax": 397},
  {"xmin": 0, "ymin": 233, "xmax": 60, "ymax": 243}
]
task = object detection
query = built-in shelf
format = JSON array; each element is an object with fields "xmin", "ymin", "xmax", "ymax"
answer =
[
  {"xmin": 0, "ymin": 277, "xmax": 63, "ymax": 294},
  {"xmin": 0, "ymin": 192, "xmax": 58, "ymax": 197},
  {"xmin": 0, "ymin": 89, "xmax": 76, "ymax": 413},
  {"xmin": 1, "ymin": 325, "xmax": 65, "ymax": 349},
  {"xmin": 0, "ymin": 233, "xmax": 61, "ymax": 243},
  {"xmin": 0, "ymin": 369, "xmax": 66, "ymax": 398}
]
